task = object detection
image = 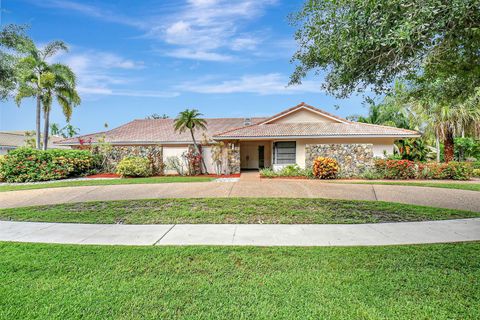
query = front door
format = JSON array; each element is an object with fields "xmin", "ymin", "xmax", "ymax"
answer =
[{"xmin": 258, "ymin": 145, "xmax": 265, "ymax": 169}]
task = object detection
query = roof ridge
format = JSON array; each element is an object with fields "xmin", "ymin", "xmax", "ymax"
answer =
[{"xmin": 257, "ymin": 102, "xmax": 350, "ymax": 125}]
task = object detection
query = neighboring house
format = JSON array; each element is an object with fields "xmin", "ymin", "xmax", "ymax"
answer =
[
  {"xmin": 0, "ymin": 131, "xmax": 27, "ymax": 155},
  {"xmin": 0, "ymin": 131, "xmax": 67, "ymax": 155},
  {"xmin": 55, "ymin": 102, "xmax": 419, "ymax": 175}
]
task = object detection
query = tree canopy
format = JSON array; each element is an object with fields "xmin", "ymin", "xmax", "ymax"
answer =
[
  {"xmin": 0, "ymin": 24, "xmax": 33, "ymax": 101},
  {"xmin": 290, "ymin": 0, "xmax": 480, "ymax": 98}
]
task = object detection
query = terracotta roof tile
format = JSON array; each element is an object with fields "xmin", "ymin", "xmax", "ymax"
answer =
[
  {"xmin": 213, "ymin": 122, "xmax": 420, "ymax": 138},
  {"xmin": 56, "ymin": 118, "xmax": 267, "ymax": 145}
]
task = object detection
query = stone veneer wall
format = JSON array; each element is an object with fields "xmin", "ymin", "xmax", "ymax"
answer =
[
  {"xmin": 305, "ymin": 144, "xmax": 374, "ymax": 177},
  {"xmin": 227, "ymin": 142, "xmax": 241, "ymax": 174},
  {"xmin": 93, "ymin": 145, "xmax": 164, "ymax": 174}
]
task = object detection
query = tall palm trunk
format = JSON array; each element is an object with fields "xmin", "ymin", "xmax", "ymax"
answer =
[
  {"xmin": 189, "ymin": 129, "xmax": 208, "ymax": 174},
  {"xmin": 435, "ymin": 134, "xmax": 440, "ymax": 163},
  {"xmin": 42, "ymin": 107, "xmax": 50, "ymax": 151},
  {"xmin": 35, "ymin": 95, "xmax": 42, "ymax": 150},
  {"xmin": 443, "ymin": 129, "xmax": 454, "ymax": 163}
]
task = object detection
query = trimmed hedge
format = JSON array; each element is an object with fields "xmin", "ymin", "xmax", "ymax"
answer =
[
  {"xmin": 375, "ymin": 160, "xmax": 473, "ymax": 180},
  {"xmin": 0, "ymin": 148, "xmax": 97, "ymax": 183},
  {"xmin": 116, "ymin": 156, "xmax": 152, "ymax": 177}
]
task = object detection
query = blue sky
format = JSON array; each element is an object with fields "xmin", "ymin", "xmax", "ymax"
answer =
[{"xmin": 0, "ymin": 0, "xmax": 371, "ymax": 134}]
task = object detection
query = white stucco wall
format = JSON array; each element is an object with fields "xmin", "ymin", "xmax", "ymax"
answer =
[
  {"xmin": 162, "ymin": 146, "xmax": 189, "ymax": 175},
  {"xmin": 163, "ymin": 145, "xmax": 216, "ymax": 174}
]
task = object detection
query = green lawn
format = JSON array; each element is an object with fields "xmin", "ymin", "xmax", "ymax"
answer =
[
  {"xmin": 0, "ymin": 176, "xmax": 214, "ymax": 192},
  {"xmin": 336, "ymin": 180, "xmax": 480, "ymax": 192},
  {"xmin": 1, "ymin": 198, "xmax": 478, "ymax": 224},
  {"xmin": 0, "ymin": 242, "xmax": 478, "ymax": 319}
]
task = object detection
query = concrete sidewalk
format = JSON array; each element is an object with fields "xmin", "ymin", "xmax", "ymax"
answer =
[
  {"xmin": 1, "ymin": 219, "xmax": 479, "ymax": 246},
  {"xmin": 0, "ymin": 180, "xmax": 479, "ymax": 211}
]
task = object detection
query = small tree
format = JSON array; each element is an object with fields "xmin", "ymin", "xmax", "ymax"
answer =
[{"xmin": 173, "ymin": 109, "xmax": 208, "ymax": 174}]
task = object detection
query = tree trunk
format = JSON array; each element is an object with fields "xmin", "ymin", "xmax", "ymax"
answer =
[
  {"xmin": 42, "ymin": 107, "xmax": 50, "ymax": 151},
  {"xmin": 443, "ymin": 129, "xmax": 454, "ymax": 163},
  {"xmin": 190, "ymin": 130, "xmax": 208, "ymax": 174},
  {"xmin": 36, "ymin": 96, "xmax": 42, "ymax": 150},
  {"xmin": 435, "ymin": 134, "xmax": 440, "ymax": 163}
]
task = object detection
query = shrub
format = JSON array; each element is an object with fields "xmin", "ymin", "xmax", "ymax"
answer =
[
  {"xmin": 116, "ymin": 156, "xmax": 153, "ymax": 177},
  {"xmin": 473, "ymin": 168, "xmax": 480, "ymax": 178},
  {"xmin": 374, "ymin": 159, "xmax": 473, "ymax": 180},
  {"xmin": 259, "ymin": 165, "xmax": 313, "ymax": 178},
  {"xmin": 442, "ymin": 161, "xmax": 473, "ymax": 180},
  {"xmin": 360, "ymin": 168, "xmax": 383, "ymax": 180},
  {"xmin": 165, "ymin": 156, "xmax": 186, "ymax": 176},
  {"xmin": 312, "ymin": 157, "xmax": 339, "ymax": 179},
  {"xmin": 259, "ymin": 167, "xmax": 276, "ymax": 178},
  {"xmin": 0, "ymin": 147, "xmax": 96, "ymax": 183}
]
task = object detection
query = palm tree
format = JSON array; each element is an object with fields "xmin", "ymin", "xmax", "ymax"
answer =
[
  {"xmin": 414, "ymin": 99, "xmax": 480, "ymax": 162},
  {"xmin": 62, "ymin": 123, "xmax": 80, "ymax": 138},
  {"xmin": 15, "ymin": 40, "xmax": 79, "ymax": 149},
  {"xmin": 174, "ymin": 109, "xmax": 208, "ymax": 174},
  {"xmin": 40, "ymin": 64, "xmax": 80, "ymax": 149}
]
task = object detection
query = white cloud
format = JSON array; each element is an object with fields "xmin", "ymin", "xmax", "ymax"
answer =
[
  {"xmin": 28, "ymin": 0, "xmax": 280, "ymax": 61},
  {"xmin": 176, "ymin": 73, "xmax": 323, "ymax": 95},
  {"xmin": 152, "ymin": 0, "xmax": 278, "ymax": 60},
  {"xmin": 77, "ymin": 87, "xmax": 179, "ymax": 98},
  {"xmin": 231, "ymin": 37, "xmax": 259, "ymax": 51},
  {"xmin": 29, "ymin": 0, "xmax": 145, "ymax": 28},
  {"xmin": 164, "ymin": 49, "xmax": 233, "ymax": 62},
  {"xmin": 50, "ymin": 49, "xmax": 176, "ymax": 98}
]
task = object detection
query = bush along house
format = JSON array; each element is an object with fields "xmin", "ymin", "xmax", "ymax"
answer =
[{"xmin": 55, "ymin": 102, "xmax": 420, "ymax": 176}]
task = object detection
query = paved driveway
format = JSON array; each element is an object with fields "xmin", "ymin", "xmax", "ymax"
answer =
[{"xmin": 0, "ymin": 180, "xmax": 479, "ymax": 211}]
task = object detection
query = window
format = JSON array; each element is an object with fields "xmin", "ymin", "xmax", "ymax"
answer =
[{"xmin": 274, "ymin": 141, "xmax": 296, "ymax": 164}]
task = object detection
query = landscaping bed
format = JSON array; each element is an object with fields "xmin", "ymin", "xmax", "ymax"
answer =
[
  {"xmin": 1, "ymin": 198, "xmax": 478, "ymax": 224},
  {"xmin": 0, "ymin": 242, "xmax": 478, "ymax": 319}
]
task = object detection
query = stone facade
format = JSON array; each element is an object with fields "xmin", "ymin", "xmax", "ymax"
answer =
[
  {"xmin": 92, "ymin": 145, "xmax": 164, "ymax": 175},
  {"xmin": 305, "ymin": 144, "xmax": 374, "ymax": 177},
  {"xmin": 227, "ymin": 142, "xmax": 241, "ymax": 174}
]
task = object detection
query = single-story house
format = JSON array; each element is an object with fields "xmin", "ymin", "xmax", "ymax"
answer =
[
  {"xmin": 0, "ymin": 131, "xmax": 67, "ymax": 155},
  {"xmin": 55, "ymin": 102, "xmax": 420, "ymax": 176}
]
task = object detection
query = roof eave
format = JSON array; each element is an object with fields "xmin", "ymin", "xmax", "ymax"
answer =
[{"xmin": 213, "ymin": 134, "xmax": 421, "ymax": 140}]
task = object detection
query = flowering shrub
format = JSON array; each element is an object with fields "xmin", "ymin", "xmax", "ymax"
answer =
[
  {"xmin": 183, "ymin": 147, "xmax": 202, "ymax": 175},
  {"xmin": 374, "ymin": 159, "xmax": 473, "ymax": 180},
  {"xmin": 116, "ymin": 156, "xmax": 152, "ymax": 177},
  {"xmin": 0, "ymin": 147, "xmax": 96, "ymax": 183},
  {"xmin": 312, "ymin": 157, "xmax": 339, "ymax": 179}
]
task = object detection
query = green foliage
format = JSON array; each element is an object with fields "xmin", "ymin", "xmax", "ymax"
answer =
[
  {"xmin": 374, "ymin": 159, "xmax": 473, "ymax": 180},
  {"xmin": 472, "ymin": 168, "xmax": 480, "ymax": 177},
  {"xmin": 260, "ymin": 164, "xmax": 313, "ymax": 178},
  {"xmin": 173, "ymin": 109, "xmax": 208, "ymax": 173},
  {"xmin": 0, "ymin": 24, "xmax": 33, "ymax": 101},
  {"xmin": 395, "ymin": 139, "xmax": 435, "ymax": 162},
  {"xmin": 116, "ymin": 157, "xmax": 153, "ymax": 177},
  {"xmin": 290, "ymin": 0, "xmax": 480, "ymax": 98},
  {"xmin": 455, "ymin": 137, "xmax": 480, "ymax": 161},
  {"xmin": 441, "ymin": 162, "xmax": 474, "ymax": 180},
  {"xmin": 0, "ymin": 147, "xmax": 96, "ymax": 183}
]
